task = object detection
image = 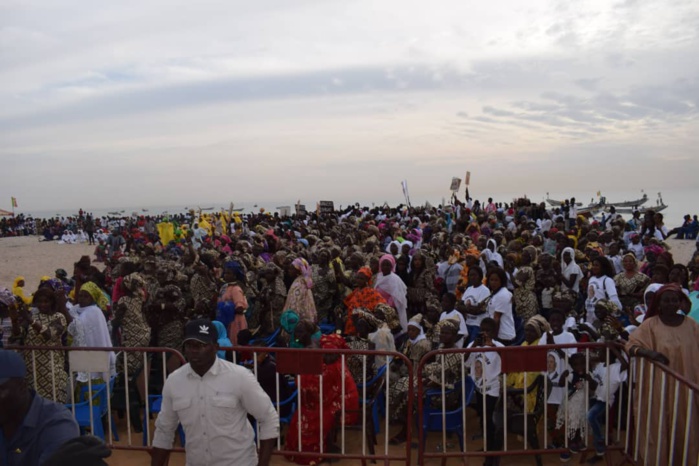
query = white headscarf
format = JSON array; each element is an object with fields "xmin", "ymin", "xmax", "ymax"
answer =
[
  {"xmin": 407, "ymin": 314, "xmax": 426, "ymax": 344},
  {"xmin": 481, "ymin": 238, "xmax": 504, "ymax": 271},
  {"xmin": 561, "ymin": 247, "xmax": 582, "ymax": 293}
]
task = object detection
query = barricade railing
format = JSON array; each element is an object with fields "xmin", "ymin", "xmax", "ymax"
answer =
[
  {"xmin": 415, "ymin": 342, "xmax": 628, "ymax": 466},
  {"xmin": 623, "ymin": 354, "xmax": 699, "ymax": 466},
  {"xmin": 8, "ymin": 344, "xmax": 414, "ymax": 465},
  {"xmin": 15, "ymin": 342, "xmax": 696, "ymax": 465},
  {"xmin": 8, "ymin": 345, "xmax": 188, "ymax": 452}
]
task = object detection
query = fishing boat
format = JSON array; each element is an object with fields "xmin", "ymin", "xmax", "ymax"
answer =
[
  {"xmin": 604, "ymin": 192, "xmax": 648, "ymax": 208},
  {"xmin": 605, "ymin": 193, "xmax": 667, "ymax": 214},
  {"xmin": 545, "ymin": 193, "xmax": 582, "ymax": 207},
  {"xmin": 142, "ymin": 209, "xmax": 149, "ymax": 212},
  {"xmin": 108, "ymin": 211, "xmax": 121, "ymax": 216}
]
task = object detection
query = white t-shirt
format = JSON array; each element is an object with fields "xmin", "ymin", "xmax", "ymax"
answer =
[
  {"xmin": 628, "ymin": 243, "xmax": 644, "ymax": 261},
  {"xmin": 440, "ymin": 310, "xmax": 468, "ymax": 348},
  {"xmin": 467, "ymin": 340, "xmax": 504, "ymax": 396},
  {"xmin": 585, "ymin": 276, "xmax": 622, "ymax": 323},
  {"xmin": 486, "ymin": 288, "xmax": 516, "ymax": 341},
  {"xmin": 461, "ymin": 284, "xmax": 491, "ymax": 327},
  {"xmin": 538, "ymin": 332, "xmax": 577, "ymax": 404},
  {"xmin": 591, "ymin": 362, "xmax": 627, "ymax": 405}
]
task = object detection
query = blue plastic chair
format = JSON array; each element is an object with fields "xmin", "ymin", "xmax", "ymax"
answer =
[
  {"xmin": 466, "ymin": 325, "xmax": 481, "ymax": 345},
  {"xmin": 65, "ymin": 377, "xmax": 119, "ymax": 441},
  {"xmin": 421, "ymin": 376, "xmax": 475, "ymax": 450},
  {"xmin": 142, "ymin": 394, "xmax": 185, "ymax": 446},
  {"xmin": 276, "ymin": 388, "xmax": 298, "ymax": 426},
  {"xmin": 356, "ymin": 364, "xmax": 388, "ymax": 436}
]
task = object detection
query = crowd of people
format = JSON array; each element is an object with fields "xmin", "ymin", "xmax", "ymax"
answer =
[{"xmin": 1, "ymin": 195, "xmax": 698, "ymax": 465}]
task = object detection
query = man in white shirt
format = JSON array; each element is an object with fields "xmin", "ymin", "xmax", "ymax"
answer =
[{"xmin": 150, "ymin": 319, "xmax": 279, "ymax": 466}]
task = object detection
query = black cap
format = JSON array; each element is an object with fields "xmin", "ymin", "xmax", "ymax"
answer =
[{"xmin": 183, "ymin": 319, "xmax": 217, "ymax": 345}]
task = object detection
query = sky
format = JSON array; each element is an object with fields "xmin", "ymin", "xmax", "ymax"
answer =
[{"xmin": 1, "ymin": 0, "xmax": 698, "ymax": 212}]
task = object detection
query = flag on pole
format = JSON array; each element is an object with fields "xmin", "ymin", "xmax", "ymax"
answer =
[
  {"xmin": 401, "ymin": 180, "xmax": 411, "ymax": 207},
  {"xmin": 11, "ymin": 197, "xmax": 17, "ymax": 208}
]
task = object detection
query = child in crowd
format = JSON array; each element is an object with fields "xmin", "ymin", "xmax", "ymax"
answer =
[
  {"xmin": 467, "ymin": 317, "xmax": 504, "ymax": 466},
  {"xmin": 586, "ymin": 347, "xmax": 628, "ymax": 464},
  {"xmin": 556, "ymin": 353, "xmax": 589, "ymax": 461}
]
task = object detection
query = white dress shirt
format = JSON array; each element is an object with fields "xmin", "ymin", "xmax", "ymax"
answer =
[{"xmin": 153, "ymin": 357, "xmax": 280, "ymax": 466}]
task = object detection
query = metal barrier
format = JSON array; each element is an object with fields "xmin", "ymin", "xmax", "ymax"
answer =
[
  {"xmin": 11, "ymin": 342, "xmax": 697, "ymax": 466},
  {"xmin": 623, "ymin": 355, "xmax": 699, "ymax": 466},
  {"xmin": 415, "ymin": 342, "xmax": 627, "ymax": 466},
  {"xmin": 9, "ymin": 344, "xmax": 414, "ymax": 465}
]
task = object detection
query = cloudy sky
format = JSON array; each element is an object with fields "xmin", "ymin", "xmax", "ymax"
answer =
[{"xmin": 1, "ymin": 0, "xmax": 698, "ymax": 211}]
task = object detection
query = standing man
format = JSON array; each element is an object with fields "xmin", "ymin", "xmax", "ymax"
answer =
[
  {"xmin": 0, "ymin": 350, "xmax": 80, "ymax": 466},
  {"xmin": 150, "ymin": 319, "xmax": 279, "ymax": 466}
]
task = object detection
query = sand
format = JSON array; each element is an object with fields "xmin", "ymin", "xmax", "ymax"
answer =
[{"xmin": 1, "ymin": 235, "xmax": 696, "ymax": 293}]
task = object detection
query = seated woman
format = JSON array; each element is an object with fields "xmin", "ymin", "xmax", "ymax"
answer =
[
  {"xmin": 388, "ymin": 317, "xmax": 464, "ymax": 445},
  {"xmin": 345, "ymin": 309, "xmax": 379, "ymax": 385},
  {"xmin": 285, "ymin": 334, "xmax": 359, "ymax": 465},
  {"xmin": 342, "ymin": 268, "xmax": 387, "ymax": 336},
  {"xmin": 505, "ymin": 315, "xmax": 550, "ymax": 415}
]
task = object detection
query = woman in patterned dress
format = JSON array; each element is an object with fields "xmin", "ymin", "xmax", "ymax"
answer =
[
  {"xmin": 388, "ymin": 318, "xmax": 464, "ymax": 444},
  {"xmin": 513, "ymin": 246, "xmax": 540, "ymax": 321},
  {"xmin": 406, "ymin": 251, "xmax": 436, "ymax": 317},
  {"xmin": 20, "ymin": 287, "xmax": 69, "ymax": 402},
  {"xmin": 113, "ymin": 272, "xmax": 151, "ymax": 396},
  {"xmin": 614, "ymin": 253, "xmax": 650, "ymax": 319},
  {"xmin": 311, "ymin": 249, "xmax": 338, "ymax": 322},
  {"xmin": 284, "ymin": 258, "xmax": 317, "ymax": 323}
]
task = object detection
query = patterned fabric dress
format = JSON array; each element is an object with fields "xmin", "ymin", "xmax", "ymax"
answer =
[
  {"xmin": 23, "ymin": 312, "xmax": 68, "ymax": 402},
  {"xmin": 614, "ymin": 272, "xmax": 650, "ymax": 313},
  {"xmin": 346, "ymin": 337, "xmax": 375, "ymax": 385},
  {"xmin": 311, "ymin": 265, "xmax": 337, "ymax": 321},
  {"xmin": 115, "ymin": 293, "xmax": 151, "ymax": 376},
  {"xmin": 514, "ymin": 266, "xmax": 539, "ymax": 321},
  {"xmin": 389, "ymin": 349, "xmax": 462, "ymax": 422},
  {"xmin": 284, "ymin": 277, "xmax": 318, "ymax": 323}
]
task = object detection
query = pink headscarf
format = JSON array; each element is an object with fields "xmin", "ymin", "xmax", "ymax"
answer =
[
  {"xmin": 379, "ymin": 254, "xmax": 396, "ymax": 272},
  {"xmin": 292, "ymin": 257, "xmax": 313, "ymax": 288}
]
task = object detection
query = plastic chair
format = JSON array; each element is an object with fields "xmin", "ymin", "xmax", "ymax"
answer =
[
  {"xmin": 421, "ymin": 376, "xmax": 475, "ymax": 451},
  {"xmin": 65, "ymin": 377, "xmax": 119, "ymax": 441},
  {"xmin": 355, "ymin": 364, "xmax": 388, "ymax": 436},
  {"xmin": 466, "ymin": 325, "xmax": 481, "ymax": 345},
  {"xmin": 142, "ymin": 394, "xmax": 185, "ymax": 446}
]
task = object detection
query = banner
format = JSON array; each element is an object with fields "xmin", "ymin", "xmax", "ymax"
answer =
[
  {"xmin": 319, "ymin": 201, "xmax": 334, "ymax": 214},
  {"xmin": 11, "ymin": 197, "xmax": 18, "ymax": 208},
  {"xmin": 465, "ymin": 171, "xmax": 471, "ymax": 186},
  {"xmin": 295, "ymin": 204, "xmax": 307, "ymax": 216},
  {"xmin": 449, "ymin": 177, "xmax": 461, "ymax": 192},
  {"xmin": 401, "ymin": 180, "xmax": 411, "ymax": 207}
]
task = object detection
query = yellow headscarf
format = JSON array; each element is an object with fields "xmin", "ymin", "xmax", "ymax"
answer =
[
  {"xmin": 79, "ymin": 282, "xmax": 109, "ymax": 311},
  {"xmin": 12, "ymin": 276, "xmax": 33, "ymax": 305}
]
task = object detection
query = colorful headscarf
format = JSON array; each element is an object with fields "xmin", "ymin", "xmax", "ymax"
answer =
[
  {"xmin": 280, "ymin": 309, "xmax": 300, "ymax": 335},
  {"xmin": 352, "ymin": 308, "xmax": 381, "ymax": 332},
  {"xmin": 644, "ymin": 244, "xmax": 664, "ymax": 258},
  {"xmin": 292, "ymin": 258, "xmax": 313, "ymax": 288},
  {"xmin": 525, "ymin": 315, "xmax": 550, "ymax": 338},
  {"xmin": 80, "ymin": 282, "xmax": 109, "ymax": 311},
  {"xmin": 320, "ymin": 333, "xmax": 348, "ymax": 350},
  {"xmin": 123, "ymin": 273, "xmax": 146, "ymax": 293},
  {"xmin": 357, "ymin": 267, "xmax": 373, "ymax": 281},
  {"xmin": 379, "ymin": 254, "xmax": 396, "ymax": 272},
  {"xmin": 646, "ymin": 283, "xmax": 690, "ymax": 319},
  {"xmin": 224, "ymin": 260, "xmax": 246, "ymax": 282}
]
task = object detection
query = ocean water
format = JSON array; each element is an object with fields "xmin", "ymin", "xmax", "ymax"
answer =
[{"xmin": 19, "ymin": 188, "xmax": 698, "ymax": 227}]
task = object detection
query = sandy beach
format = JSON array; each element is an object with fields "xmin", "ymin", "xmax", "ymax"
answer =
[{"xmin": 1, "ymin": 235, "xmax": 695, "ymax": 293}]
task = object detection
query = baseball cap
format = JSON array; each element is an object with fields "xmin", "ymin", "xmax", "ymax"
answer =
[
  {"xmin": 183, "ymin": 319, "xmax": 217, "ymax": 345},
  {"xmin": 0, "ymin": 350, "xmax": 27, "ymax": 385}
]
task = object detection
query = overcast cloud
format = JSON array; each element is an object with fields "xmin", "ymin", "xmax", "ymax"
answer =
[{"xmin": 1, "ymin": 0, "xmax": 698, "ymax": 211}]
